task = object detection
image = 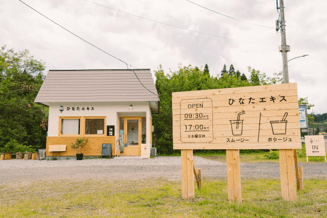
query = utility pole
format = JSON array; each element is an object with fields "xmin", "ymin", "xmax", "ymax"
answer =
[{"xmin": 278, "ymin": 0, "xmax": 290, "ymax": 83}]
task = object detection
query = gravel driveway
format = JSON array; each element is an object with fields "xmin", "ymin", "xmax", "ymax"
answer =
[{"xmin": 1, "ymin": 156, "xmax": 326, "ymax": 186}]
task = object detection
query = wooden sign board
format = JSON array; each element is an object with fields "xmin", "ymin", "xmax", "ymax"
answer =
[
  {"xmin": 172, "ymin": 83, "xmax": 301, "ymax": 150},
  {"xmin": 305, "ymin": 135, "xmax": 326, "ymax": 157}
]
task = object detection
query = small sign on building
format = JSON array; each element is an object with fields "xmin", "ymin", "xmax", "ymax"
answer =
[{"xmin": 305, "ymin": 135, "xmax": 326, "ymax": 162}]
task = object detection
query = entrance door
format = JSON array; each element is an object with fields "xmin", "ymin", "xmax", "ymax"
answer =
[{"xmin": 123, "ymin": 117, "xmax": 142, "ymax": 155}]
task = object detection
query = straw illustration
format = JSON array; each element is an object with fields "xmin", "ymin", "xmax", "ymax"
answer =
[
  {"xmin": 236, "ymin": 111, "xmax": 245, "ymax": 129},
  {"xmin": 282, "ymin": 112, "xmax": 288, "ymax": 121}
]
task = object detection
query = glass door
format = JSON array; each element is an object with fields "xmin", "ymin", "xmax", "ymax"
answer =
[
  {"xmin": 126, "ymin": 119, "xmax": 139, "ymax": 145},
  {"xmin": 122, "ymin": 117, "xmax": 142, "ymax": 155}
]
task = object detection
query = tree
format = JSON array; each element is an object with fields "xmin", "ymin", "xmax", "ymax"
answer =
[
  {"xmin": 221, "ymin": 64, "xmax": 227, "ymax": 77},
  {"xmin": 240, "ymin": 73, "xmax": 247, "ymax": 81},
  {"xmin": 0, "ymin": 46, "xmax": 48, "ymax": 151},
  {"xmin": 153, "ymin": 64, "xmax": 252, "ymax": 154},
  {"xmin": 228, "ymin": 64, "xmax": 235, "ymax": 76},
  {"xmin": 236, "ymin": 70, "xmax": 241, "ymax": 78},
  {"xmin": 204, "ymin": 64, "xmax": 209, "ymax": 76}
]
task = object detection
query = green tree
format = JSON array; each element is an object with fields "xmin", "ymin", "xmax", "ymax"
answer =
[
  {"xmin": 153, "ymin": 65, "xmax": 252, "ymax": 154},
  {"xmin": 204, "ymin": 64, "xmax": 209, "ymax": 76},
  {"xmin": 228, "ymin": 64, "xmax": 235, "ymax": 76},
  {"xmin": 240, "ymin": 73, "xmax": 247, "ymax": 81},
  {"xmin": 220, "ymin": 64, "xmax": 227, "ymax": 77},
  {"xmin": 0, "ymin": 46, "xmax": 48, "ymax": 151}
]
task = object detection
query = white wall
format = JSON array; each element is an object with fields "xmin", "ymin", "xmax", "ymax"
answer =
[{"xmin": 48, "ymin": 102, "xmax": 152, "ymax": 145}]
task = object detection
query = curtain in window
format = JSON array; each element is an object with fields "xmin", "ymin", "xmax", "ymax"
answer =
[{"xmin": 62, "ymin": 119, "xmax": 80, "ymax": 135}]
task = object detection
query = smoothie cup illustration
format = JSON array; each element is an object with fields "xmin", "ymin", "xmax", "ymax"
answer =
[
  {"xmin": 230, "ymin": 111, "xmax": 245, "ymax": 136},
  {"xmin": 270, "ymin": 112, "xmax": 288, "ymax": 135}
]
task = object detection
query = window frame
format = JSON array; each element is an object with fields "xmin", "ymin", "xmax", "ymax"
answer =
[
  {"xmin": 84, "ymin": 116, "xmax": 106, "ymax": 136},
  {"xmin": 58, "ymin": 116, "xmax": 106, "ymax": 137},
  {"xmin": 58, "ymin": 116, "xmax": 81, "ymax": 137}
]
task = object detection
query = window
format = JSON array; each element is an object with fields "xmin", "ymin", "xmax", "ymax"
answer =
[
  {"xmin": 61, "ymin": 119, "xmax": 80, "ymax": 135},
  {"xmin": 85, "ymin": 119, "xmax": 104, "ymax": 135}
]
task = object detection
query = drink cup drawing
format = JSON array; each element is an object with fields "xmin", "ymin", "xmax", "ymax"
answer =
[
  {"xmin": 230, "ymin": 111, "xmax": 245, "ymax": 136},
  {"xmin": 270, "ymin": 112, "xmax": 288, "ymax": 135}
]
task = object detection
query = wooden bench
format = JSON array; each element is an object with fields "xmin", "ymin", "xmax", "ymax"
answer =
[{"xmin": 49, "ymin": 145, "xmax": 66, "ymax": 154}]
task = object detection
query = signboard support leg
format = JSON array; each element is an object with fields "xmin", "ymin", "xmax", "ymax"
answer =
[
  {"xmin": 279, "ymin": 149, "xmax": 297, "ymax": 201},
  {"xmin": 226, "ymin": 149, "xmax": 242, "ymax": 203},
  {"xmin": 298, "ymin": 166, "xmax": 303, "ymax": 191},
  {"xmin": 181, "ymin": 149, "xmax": 194, "ymax": 199},
  {"xmin": 293, "ymin": 149, "xmax": 300, "ymax": 190}
]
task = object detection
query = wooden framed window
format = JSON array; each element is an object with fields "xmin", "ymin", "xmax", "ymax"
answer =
[
  {"xmin": 59, "ymin": 117, "xmax": 81, "ymax": 136},
  {"xmin": 85, "ymin": 117, "xmax": 105, "ymax": 135}
]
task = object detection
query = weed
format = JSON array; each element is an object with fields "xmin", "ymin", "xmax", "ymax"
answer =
[
  {"xmin": 264, "ymin": 150, "xmax": 279, "ymax": 159},
  {"xmin": 0, "ymin": 179, "xmax": 327, "ymax": 217}
]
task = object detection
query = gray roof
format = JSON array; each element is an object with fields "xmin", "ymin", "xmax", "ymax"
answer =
[{"xmin": 34, "ymin": 69, "xmax": 160, "ymax": 112}]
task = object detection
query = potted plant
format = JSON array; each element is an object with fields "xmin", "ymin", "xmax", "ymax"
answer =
[{"xmin": 71, "ymin": 138, "xmax": 88, "ymax": 160}]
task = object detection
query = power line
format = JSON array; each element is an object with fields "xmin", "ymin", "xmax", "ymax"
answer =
[
  {"xmin": 18, "ymin": 0, "xmax": 159, "ymax": 98},
  {"xmin": 186, "ymin": 0, "xmax": 274, "ymax": 29},
  {"xmin": 81, "ymin": 0, "xmax": 273, "ymax": 45}
]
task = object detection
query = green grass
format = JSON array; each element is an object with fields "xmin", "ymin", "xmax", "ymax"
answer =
[
  {"xmin": 163, "ymin": 144, "xmax": 327, "ymax": 163},
  {"xmin": 0, "ymin": 178, "xmax": 327, "ymax": 217}
]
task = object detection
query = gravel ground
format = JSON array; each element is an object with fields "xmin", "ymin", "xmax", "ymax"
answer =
[{"xmin": 1, "ymin": 156, "xmax": 326, "ymax": 186}]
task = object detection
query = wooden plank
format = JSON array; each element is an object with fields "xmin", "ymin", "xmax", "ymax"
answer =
[
  {"xmin": 173, "ymin": 142, "xmax": 302, "ymax": 150},
  {"xmin": 187, "ymin": 150, "xmax": 194, "ymax": 199},
  {"xmin": 233, "ymin": 150, "xmax": 242, "ymax": 202},
  {"xmin": 286, "ymin": 149, "xmax": 297, "ymax": 201},
  {"xmin": 198, "ymin": 169, "xmax": 202, "ymax": 189},
  {"xmin": 173, "ymin": 84, "xmax": 301, "ymax": 150},
  {"xmin": 181, "ymin": 150, "xmax": 188, "ymax": 199},
  {"xmin": 227, "ymin": 150, "xmax": 241, "ymax": 202},
  {"xmin": 226, "ymin": 150, "xmax": 235, "ymax": 202},
  {"xmin": 279, "ymin": 149, "xmax": 289, "ymax": 200},
  {"xmin": 294, "ymin": 150, "xmax": 300, "ymax": 191},
  {"xmin": 298, "ymin": 166, "xmax": 303, "ymax": 191},
  {"xmin": 172, "ymin": 83, "xmax": 297, "ymax": 100}
]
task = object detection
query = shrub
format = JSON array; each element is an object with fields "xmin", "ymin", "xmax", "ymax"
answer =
[
  {"xmin": 264, "ymin": 150, "xmax": 279, "ymax": 159},
  {"xmin": 297, "ymin": 143, "xmax": 306, "ymax": 158}
]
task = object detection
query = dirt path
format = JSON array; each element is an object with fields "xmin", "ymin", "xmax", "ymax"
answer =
[{"xmin": 1, "ymin": 157, "xmax": 326, "ymax": 186}]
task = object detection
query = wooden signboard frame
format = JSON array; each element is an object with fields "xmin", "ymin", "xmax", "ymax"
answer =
[
  {"xmin": 172, "ymin": 84, "xmax": 301, "ymax": 202},
  {"xmin": 305, "ymin": 135, "xmax": 326, "ymax": 162}
]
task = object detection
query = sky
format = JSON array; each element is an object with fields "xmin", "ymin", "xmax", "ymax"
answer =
[{"xmin": 1, "ymin": 0, "xmax": 326, "ymax": 114}]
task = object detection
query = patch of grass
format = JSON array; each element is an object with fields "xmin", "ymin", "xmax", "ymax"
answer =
[{"xmin": 0, "ymin": 178, "xmax": 326, "ymax": 217}]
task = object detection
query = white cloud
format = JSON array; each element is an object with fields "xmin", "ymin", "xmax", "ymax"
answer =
[{"xmin": 1, "ymin": 0, "xmax": 326, "ymax": 113}]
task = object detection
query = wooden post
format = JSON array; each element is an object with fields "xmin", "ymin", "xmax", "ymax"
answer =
[
  {"xmin": 298, "ymin": 166, "xmax": 303, "ymax": 191},
  {"xmin": 35, "ymin": 153, "xmax": 39, "ymax": 160},
  {"xmin": 293, "ymin": 149, "xmax": 300, "ymax": 190},
  {"xmin": 279, "ymin": 149, "xmax": 297, "ymax": 201},
  {"xmin": 32, "ymin": 153, "xmax": 36, "ymax": 160},
  {"xmin": 198, "ymin": 169, "xmax": 202, "ymax": 189},
  {"xmin": 193, "ymin": 160, "xmax": 201, "ymax": 189},
  {"xmin": 226, "ymin": 149, "xmax": 242, "ymax": 203},
  {"xmin": 181, "ymin": 149, "xmax": 194, "ymax": 199},
  {"xmin": 24, "ymin": 153, "xmax": 29, "ymax": 160},
  {"xmin": 0, "ymin": 155, "xmax": 4, "ymax": 160}
]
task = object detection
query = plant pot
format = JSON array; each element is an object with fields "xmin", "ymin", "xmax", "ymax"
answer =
[
  {"xmin": 16, "ymin": 152, "xmax": 23, "ymax": 159},
  {"xmin": 4, "ymin": 153, "xmax": 11, "ymax": 160},
  {"xmin": 76, "ymin": 154, "xmax": 83, "ymax": 160}
]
